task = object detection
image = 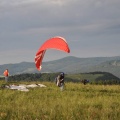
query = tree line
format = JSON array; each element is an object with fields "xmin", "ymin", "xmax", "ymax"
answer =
[{"xmin": 0, "ymin": 72, "xmax": 120, "ymax": 85}]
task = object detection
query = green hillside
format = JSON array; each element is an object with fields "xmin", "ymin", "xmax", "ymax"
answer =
[
  {"xmin": 66, "ymin": 72, "xmax": 120, "ymax": 84},
  {"xmin": 1, "ymin": 72, "xmax": 119, "ymax": 85},
  {"xmin": 1, "ymin": 56, "xmax": 120, "ymax": 78}
]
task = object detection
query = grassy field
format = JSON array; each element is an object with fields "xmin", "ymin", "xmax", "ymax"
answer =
[{"xmin": 0, "ymin": 80, "xmax": 120, "ymax": 120}]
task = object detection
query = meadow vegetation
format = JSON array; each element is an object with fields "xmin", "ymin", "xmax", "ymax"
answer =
[{"xmin": 0, "ymin": 80, "xmax": 120, "ymax": 120}]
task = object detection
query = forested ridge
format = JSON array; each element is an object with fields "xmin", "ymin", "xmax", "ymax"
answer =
[{"xmin": 1, "ymin": 72, "xmax": 120, "ymax": 85}]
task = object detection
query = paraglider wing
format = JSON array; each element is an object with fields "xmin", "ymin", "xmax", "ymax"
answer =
[{"xmin": 35, "ymin": 36, "xmax": 70, "ymax": 70}]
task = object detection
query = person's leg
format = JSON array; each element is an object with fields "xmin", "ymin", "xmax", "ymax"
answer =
[
  {"xmin": 5, "ymin": 76, "xmax": 8, "ymax": 82},
  {"xmin": 60, "ymin": 83, "xmax": 64, "ymax": 91}
]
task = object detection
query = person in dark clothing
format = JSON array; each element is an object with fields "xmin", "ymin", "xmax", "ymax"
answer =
[
  {"xmin": 81, "ymin": 79, "xmax": 89, "ymax": 85},
  {"xmin": 55, "ymin": 72, "xmax": 65, "ymax": 90}
]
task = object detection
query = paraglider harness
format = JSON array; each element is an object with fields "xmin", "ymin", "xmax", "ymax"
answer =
[{"xmin": 55, "ymin": 72, "xmax": 64, "ymax": 87}]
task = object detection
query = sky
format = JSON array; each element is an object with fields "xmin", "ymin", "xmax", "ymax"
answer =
[{"xmin": 0, "ymin": 0, "xmax": 120, "ymax": 65}]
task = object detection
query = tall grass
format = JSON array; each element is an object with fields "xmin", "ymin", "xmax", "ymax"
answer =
[{"xmin": 0, "ymin": 80, "xmax": 120, "ymax": 120}]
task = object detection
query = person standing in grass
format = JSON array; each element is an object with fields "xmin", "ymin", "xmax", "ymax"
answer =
[
  {"xmin": 55, "ymin": 72, "xmax": 65, "ymax": 91},
  {"xmin": 3, "ymin": 69, "xmax": 9, "ymax": 82}
]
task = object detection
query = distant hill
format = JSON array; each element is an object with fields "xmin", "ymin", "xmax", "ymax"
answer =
[{"xmin": 0, "ymin": 56, "xmax": 120, "ymax": 78}]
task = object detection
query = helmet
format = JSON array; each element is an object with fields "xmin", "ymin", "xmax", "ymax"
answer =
[{"xmin": 60, "ymin": 72, "xmax": 64, "ymax": 76}]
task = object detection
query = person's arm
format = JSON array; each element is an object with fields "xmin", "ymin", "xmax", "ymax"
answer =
[{"xmin": 60, "ymin": 78, "xmax": 64, "ymax": 83}]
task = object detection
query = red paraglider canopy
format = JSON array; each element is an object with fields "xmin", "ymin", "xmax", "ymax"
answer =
[{"xmin": 35, "ymin": 36, "xmax": 70, "ymax": 70}]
